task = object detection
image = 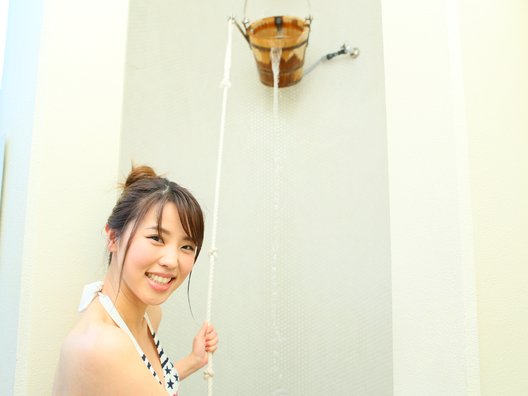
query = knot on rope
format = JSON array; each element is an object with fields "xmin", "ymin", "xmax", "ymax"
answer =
[
  {"xmin": 203, "ymin": 368, "xmax": 215, "ymax": 380},
  {"xmin": 208, "ymin": 248, "xmax": 218, "ymax": 258},
  {"xmin": 219, "ymin": 79, "xmax": 232, "ymax": 89}
]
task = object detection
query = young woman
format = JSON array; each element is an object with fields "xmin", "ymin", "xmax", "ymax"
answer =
[{"xmin": 53, "ymin": 166, "xmax": 218, "ymax": 395}]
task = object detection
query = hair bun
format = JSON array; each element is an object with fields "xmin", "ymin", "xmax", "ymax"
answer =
[{"xmin": 124, "ymin": 165, "xmax": 158, "ymax": 188}]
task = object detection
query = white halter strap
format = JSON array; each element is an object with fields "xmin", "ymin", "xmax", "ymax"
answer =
[{"xmin": 77, "ymin": 281, "xmax": 151, "ymax": 359}]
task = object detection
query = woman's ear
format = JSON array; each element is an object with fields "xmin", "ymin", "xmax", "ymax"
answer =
[{"xmin": 106, "ymin": 224, "xmax": 118, "ymax": 252}]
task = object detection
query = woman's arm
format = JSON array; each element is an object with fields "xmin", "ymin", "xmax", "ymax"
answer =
[{"xmin": 146, "ymin": 306, "xmax": 219, "ymax": 381}]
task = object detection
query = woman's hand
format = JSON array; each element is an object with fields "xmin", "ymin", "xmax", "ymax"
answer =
[
  {"xmin": 175, "ymin": 322, "xmax": 218, "ymax": 380},
  {"xmin": 191, "ymin": 322, "xmax": 219, "ymax": 367}
]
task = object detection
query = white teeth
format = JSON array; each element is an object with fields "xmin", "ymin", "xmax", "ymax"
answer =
[{"xmin": 147, "ymin": 273, "xmax": 172, "ymax": 285}]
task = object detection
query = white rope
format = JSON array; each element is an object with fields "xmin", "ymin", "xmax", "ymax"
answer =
[{"xmin": 203, "ymin": 17, "xmax": 234, "ymax": 396}]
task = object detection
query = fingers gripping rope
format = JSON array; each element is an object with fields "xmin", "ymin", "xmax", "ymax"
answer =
[{"xmin": 204, "ymin": 17, "xmax": 234, "ymax": 396}]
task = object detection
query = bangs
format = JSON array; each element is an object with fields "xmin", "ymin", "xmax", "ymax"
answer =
[{"xmin": 154, "ymin": 193, "xmax": 204, "ymax": 258}]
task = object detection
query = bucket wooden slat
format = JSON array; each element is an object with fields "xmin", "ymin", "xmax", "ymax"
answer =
[{"xmin": 246, "ymin": 16, "xmax": 311, "ymax": 87}]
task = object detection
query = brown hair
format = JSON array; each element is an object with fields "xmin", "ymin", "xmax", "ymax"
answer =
[{"xmin": 107, "ymin": 165, "xmax": 204, "ymax": 276}]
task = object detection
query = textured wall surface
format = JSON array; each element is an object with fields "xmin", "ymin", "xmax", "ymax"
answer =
[
  {"xmin": 460, "ymin": 1, "xmax": 528, "ymax": 394},
  {"xmin": 120, "ymin": 0, "xmax": 392, "ymax": 394},
  {"xmin": 0, "ymin": 0, "xmax": 43, "ymax": 393},
  {"xmin": 0, "ymin": 1, "xmax": 129, "ymax": 394},
  {"xmin": 382, "ymin": 0, "xmax": 481, "ymax": 394}
]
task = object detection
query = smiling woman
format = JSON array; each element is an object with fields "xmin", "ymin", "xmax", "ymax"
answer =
[{"xmin": 52, "ymin": 165, "xmax": 218, "ymax": 396}]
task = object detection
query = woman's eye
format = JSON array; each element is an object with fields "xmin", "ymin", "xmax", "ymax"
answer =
[
  {"xmin": 148, "ymin": 235, "xmax": 163, "ymax": 243},
  {"xmin": 182, "ymin": 245, "xmax": 196, "ymax": 252}
]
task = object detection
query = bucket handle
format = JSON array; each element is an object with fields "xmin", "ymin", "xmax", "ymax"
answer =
[
  {"xmin": 234, "ymin": 19, "xmax": 250, "ymax": 45},
  {"xmin": 242, "ymin": 0, "xmax": 313, "ymax": 22},
  {"xmin": 235, "ymin": 0, "xmax": 313, "ymax": 45}
]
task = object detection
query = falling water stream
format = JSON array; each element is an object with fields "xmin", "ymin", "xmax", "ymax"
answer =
[
  {"xmin": 269, "ymin": 47, "xmax": 288, "ymax": 396},
  {"xmin": 271, "ymin": 47, "xmax": 282, "ymax": 117}
]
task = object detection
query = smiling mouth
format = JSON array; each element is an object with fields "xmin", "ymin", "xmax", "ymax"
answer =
[{"xmin": 146, "ymin": 273, "xmax": 174, "ymax": 285}]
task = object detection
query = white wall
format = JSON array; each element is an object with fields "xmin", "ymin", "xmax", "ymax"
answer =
[
  {"xmin": 460, "ymin": 1, "xmax": 528, "ymax": 394},
  {"xmin": 0, "ymin": 1, "xmax": 129, "ymax": 394},
  {"xmin": 382, "ymin": 0, "xmax": 481, "ymax": 394},
  {"xmin": 0, "ymin": 0, "xmax": 9, "ymax": 88},
  {"xmin": 0, "ymin": 0, "xmax": 43, "ymax": 393},
  {"xmin": 120, "ymin": 0, "xmax": 392, "ymax": 394}
]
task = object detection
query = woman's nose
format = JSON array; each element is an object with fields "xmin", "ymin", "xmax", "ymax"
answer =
[{"xmin": 159, "ymin": 247, "xmax": 179, "ymax": 268}]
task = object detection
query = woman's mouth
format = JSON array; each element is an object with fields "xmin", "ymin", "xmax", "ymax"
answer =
[{"xmin": 146, "ymin": 272, "xmax": 174, "ymax": 286}]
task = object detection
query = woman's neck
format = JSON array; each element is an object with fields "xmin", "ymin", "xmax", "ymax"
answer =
[{"xmin": 102, "ymin": 270, "xmax": 148, "ymax": 336}]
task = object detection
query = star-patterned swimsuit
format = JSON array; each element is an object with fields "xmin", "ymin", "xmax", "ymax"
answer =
[{"xmin": 78, "ymin": 282, "xmax": 180, "ymax": 396}]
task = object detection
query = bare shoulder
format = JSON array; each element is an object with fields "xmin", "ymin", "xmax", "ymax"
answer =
[
  {"xmin": 61, "ymin": 321, "xmax": 130, "ymax": 363},
  {"xmin": 54, "ymin": 322, "xmax": 131, "ymax": 393},
  {"xmin": 53, "ymin": 321, "xmax": 166, "ymax": 396},
  {"xmin": 146, "ymin": 304, "xmax": 162, "ymax": 331}
]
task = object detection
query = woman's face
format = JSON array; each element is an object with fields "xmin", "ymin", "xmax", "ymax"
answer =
[{"xmin": 111, "ymin": 202, "xmax": 197, "ymax": 307}]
